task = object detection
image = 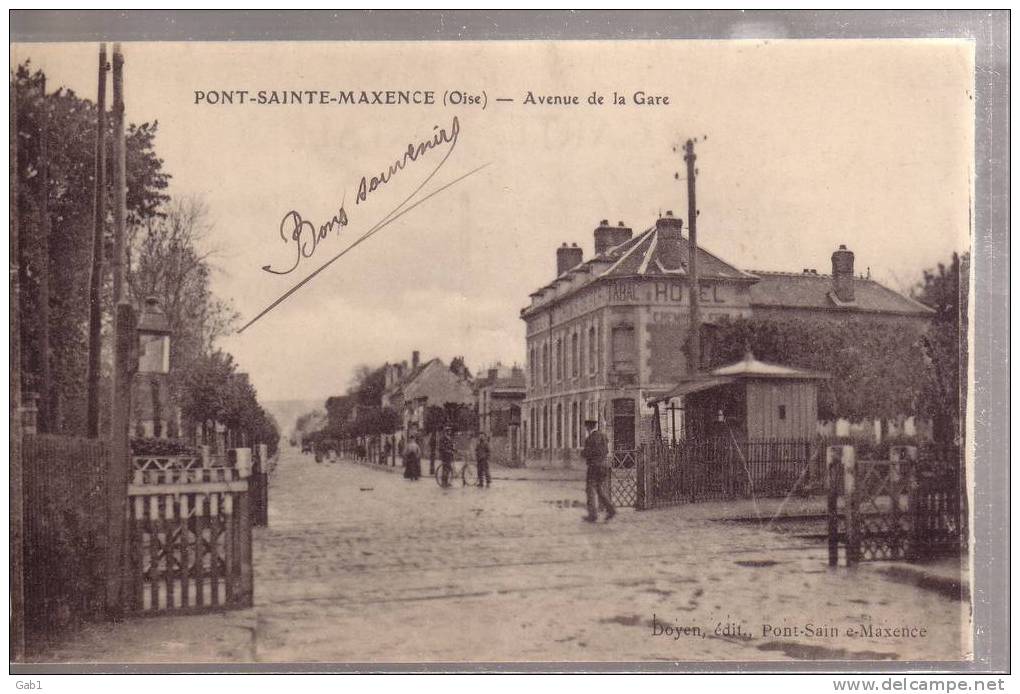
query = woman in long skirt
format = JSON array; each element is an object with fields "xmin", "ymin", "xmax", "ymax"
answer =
[{"xmin": 404, "ymin": 436, "xmax": 422, "ymax": 480}]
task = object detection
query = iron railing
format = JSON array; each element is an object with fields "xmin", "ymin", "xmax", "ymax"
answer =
[{"xmin": 637, "ymin": 437, "xmax": 815, "ymax": 508}]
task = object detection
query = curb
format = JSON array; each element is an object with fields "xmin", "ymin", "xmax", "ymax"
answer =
[{"xmin": 874, "ymin": 563, "xmax": 970, "ymax": 602}]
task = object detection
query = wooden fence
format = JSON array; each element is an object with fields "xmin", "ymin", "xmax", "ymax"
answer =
[
  {"xmin": 127, "ymin": 456, "xmax": 253, "ymax": 614},
  {"xmin": 22, "ymin": 434, "xmax": 109, "ymax": 638}
]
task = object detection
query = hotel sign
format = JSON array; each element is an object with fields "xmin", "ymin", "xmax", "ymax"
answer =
[{"xmin": 606, "ymin": 280, "xmax": 729, "ymax": 305}]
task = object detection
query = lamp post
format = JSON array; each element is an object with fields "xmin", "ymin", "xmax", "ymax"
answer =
[{"xmin": 136, "ymin": 297, "xmax": 171, "ymax": 437}]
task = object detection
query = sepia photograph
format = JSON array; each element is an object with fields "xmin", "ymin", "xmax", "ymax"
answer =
[{"xmin": 8, "ymin": 10, "xmax": 1007, "ymax": 676}]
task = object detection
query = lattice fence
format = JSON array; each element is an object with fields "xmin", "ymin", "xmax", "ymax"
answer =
[{"xmin": 828, "ymin": 454, "xmax": 966, "ymax": 566}]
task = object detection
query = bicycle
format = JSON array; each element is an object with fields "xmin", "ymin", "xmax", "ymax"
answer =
[{"xmin": 434, "ymin": 460, "xmax": 479, "ymax": 488}]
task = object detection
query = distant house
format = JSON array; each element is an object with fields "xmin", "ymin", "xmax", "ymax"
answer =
[
  {"xmin": 383, "ymin": 350, "xmax": 474, "ymax": 437},
  {"xmin": 474, "ymin": 363, "xmax": 526, "ymax": 465}
]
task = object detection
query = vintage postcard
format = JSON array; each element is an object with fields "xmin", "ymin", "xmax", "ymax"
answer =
[{"xmin": 10, "ymin": 28, "xmax": 982, "ymax": 671}]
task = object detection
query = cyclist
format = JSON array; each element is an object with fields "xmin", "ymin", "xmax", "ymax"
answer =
[{"xmin": 437, "ymin": 426, "xmax": 456, "ymax": 487}]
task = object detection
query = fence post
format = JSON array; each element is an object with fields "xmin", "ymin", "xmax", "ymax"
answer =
[
  {"xmin": 827, "ymin": 454, "xmax": 839, "ymax": 567},
  {"xmin": 237, "ymin": 486, "xmax": 253, "ymax": 605},
  {"xmin": 107, "ymin": 302, "xmax": 137, "ymax": 619},
  {"xmin": 842, "ymin": 446, "xmax": 858, "ymax": 565},
  {"xmin": 635, "ymin": 445, "xmax": 647, "ymax": 510}
]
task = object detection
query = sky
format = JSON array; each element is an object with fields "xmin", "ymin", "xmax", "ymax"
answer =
[{"xmin": 11, "ymin": 40, "xmax": 974, "ymax": 403}]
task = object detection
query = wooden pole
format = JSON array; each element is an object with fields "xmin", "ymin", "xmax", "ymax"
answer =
[
  {"xmin": 86, "ymin": 44, "xmax": 109, "ymax": 437},
  {"xmin": 106, "ymin": 303, "xmax": 136, "ymax": 617},
  {"xmin": 10, "ymin": 76, "xmax": 26, "ymax": 662},
  {"xmin": 36, "ymin": 75, "xmax": 53, "ymax": 431},
  {"xmin": 111, "ymin": 44, "xmax": 126, "ymax": 303},
  {"xmin": 683, "ymin": 139, "xmax": 701, "ymax": 373},
  {"xmin": 106, "ymin": 43, "xmax": 133, "ymax": 618},
  {"xmin": 827, "ymin": 454, "xmax": 839, "ymax": 566}
]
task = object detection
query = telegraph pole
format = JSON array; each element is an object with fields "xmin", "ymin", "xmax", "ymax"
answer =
[
  {"xmin": 107, "ymin": 43, "xmax": 131, "ymax": 617},
  {"xmin": 111, "ymin": 43, "xmax": 126, "ymax": 303},
  {"xmin": 86, "ymin": 44, "xmax": 109, "ymax": 437},
  {"xmin": 683, "ymin": 139, "xmax": 701, "ymax": 373}
]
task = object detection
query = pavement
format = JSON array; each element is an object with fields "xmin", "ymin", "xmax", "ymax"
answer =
[{"xmin": 26, "ymin": 446, "xmax": 972, "ymax": 666}]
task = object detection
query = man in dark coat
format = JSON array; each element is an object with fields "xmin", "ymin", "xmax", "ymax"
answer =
[
  {"xmin": 475, "ymin": 433, "xmax": 492, "ymax": 488},
  {"xmin": 581, "ymin": 419, "xmax": 615, "ymax": 522},
  {"xmin": 438, "ymin": 427, "xmax": 456, "ymax": 485}
]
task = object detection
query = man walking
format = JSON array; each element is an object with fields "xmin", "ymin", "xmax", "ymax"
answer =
[
  {"xmin": 581, "ymin": 418, "xmax": 615, "ymax": 522},
  {"xmin": 475, "ymin": 433, "xmax": 492, "ymax": 488}
]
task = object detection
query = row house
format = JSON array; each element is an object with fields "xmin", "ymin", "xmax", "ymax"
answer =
[{"xmin": 474, "ymin": 363, "xmax": 526, "ymax": 465}]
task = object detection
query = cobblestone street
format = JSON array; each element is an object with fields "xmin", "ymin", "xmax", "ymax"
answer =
[
  {"xmin": 30, "ymin": 446, "xmax": 969, "ymax": 665},
  {"xmin": 247, "ymin": 447, "xmax": 968, "ymax": 663}
]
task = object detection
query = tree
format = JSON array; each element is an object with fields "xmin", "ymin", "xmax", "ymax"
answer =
[
  {"xmin": 704, "ymin": 314, "xmax": 928, "ymax": 424},
  {"xmin": 13, "ymin": 62, "xmax": 169, "ymax": 434},
  {"xmin": 423, "ymin": 404, "xmax": 447, "ymax": 435},
  {"xmin": 128, "ymin": 197, "xmax": 238, "ymax": 369},
  {"xmin": 347, "ymin": 364, "xmax": 387, "ymax": 406},
  {"xmin": 378, "ymin": 406, "xmax": 401, "ymax": 435},
  {"xmin": 178, "ymin": 349, "xmax": 236, "ymax": 443},
  {"xmin": 324, "ymin": 395, "xmax": 354, "ymax": 433},
  {"xmin": 442, "ymin": 402, "xmax": 476, "ymax": 434},
  {"xmin": 913, "ymin": 252, "xmax": 969, "ymax": 447}
]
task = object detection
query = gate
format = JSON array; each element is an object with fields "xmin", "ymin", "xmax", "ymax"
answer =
[
  {"xmin": 127, "ymin": 455, "xmax": 252, "ymax": 614},
  {"xmin": 827, "ymin": 452, "xmax": 965, "ymax": 566},
  {"xmin": 609, "ymin": 449, "xmax": 638, "ymax": 507}
]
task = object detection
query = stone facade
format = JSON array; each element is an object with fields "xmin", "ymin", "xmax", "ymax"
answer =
[
  {"xmin": 520, "ymin": 215, "xmax": 934, "ymax": 467},
  {"xmin": 474, "ymin": 364, "xmax": 526, "ymax": 466}
]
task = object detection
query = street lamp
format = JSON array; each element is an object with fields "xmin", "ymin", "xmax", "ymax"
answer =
[
  {"xmin": 137, "ymin": 296, "xmax": 171, "ymax": 374},
  {"xmin": 136, "ymin": 296, "xmax": 172, "ymax": 438}
]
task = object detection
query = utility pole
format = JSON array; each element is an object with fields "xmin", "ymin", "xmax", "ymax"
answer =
[
  {"xmin": 111, "ymin": 43, "xmax": 126, "ymax": 303},
  {"xmin": 683, "ymin": 138, "xmax": 701, "ymax": 373},
  {"xmin": 36, "ymin": 75, "xmax": 53, "ymax": 431},
  {"xmin": 106, "ymin": 43, "xmax": 132, "ymax": 618},
  {"xmin": 86, "ymin": 44, "xmax": 109, "ymax": 437}
]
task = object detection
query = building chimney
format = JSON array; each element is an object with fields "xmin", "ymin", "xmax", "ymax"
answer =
[
  {"xmin": 556, "ymin": 242, "xmax": 584, "ymax": 276},
  {"xmin": 831, "ymin": 244, "xmax": 855, "ymax": 302},
  {"xmin": 594, "ymin": 219, "xmax": 632, "ymax": 256},
  {"xmin": 412, "ymin": 350, "xmax": 420, "ymax": 370},
  {"xmin": 654, "ymin": 211, "xmax": 685, "ymax": 270}
]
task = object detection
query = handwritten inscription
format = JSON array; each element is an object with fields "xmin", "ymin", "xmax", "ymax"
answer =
[
  {"xmin": 262, "ymin": 116, "xmax": 460, "ymax": 275},
  {"xmin": 356, "ymin": 117, "xmax": 460, "ymax": 207}
]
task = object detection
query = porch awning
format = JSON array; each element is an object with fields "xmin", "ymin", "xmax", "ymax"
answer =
[{"xmin": 647, "ymin": 376, "xmax": 736, "ymax": 404}]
